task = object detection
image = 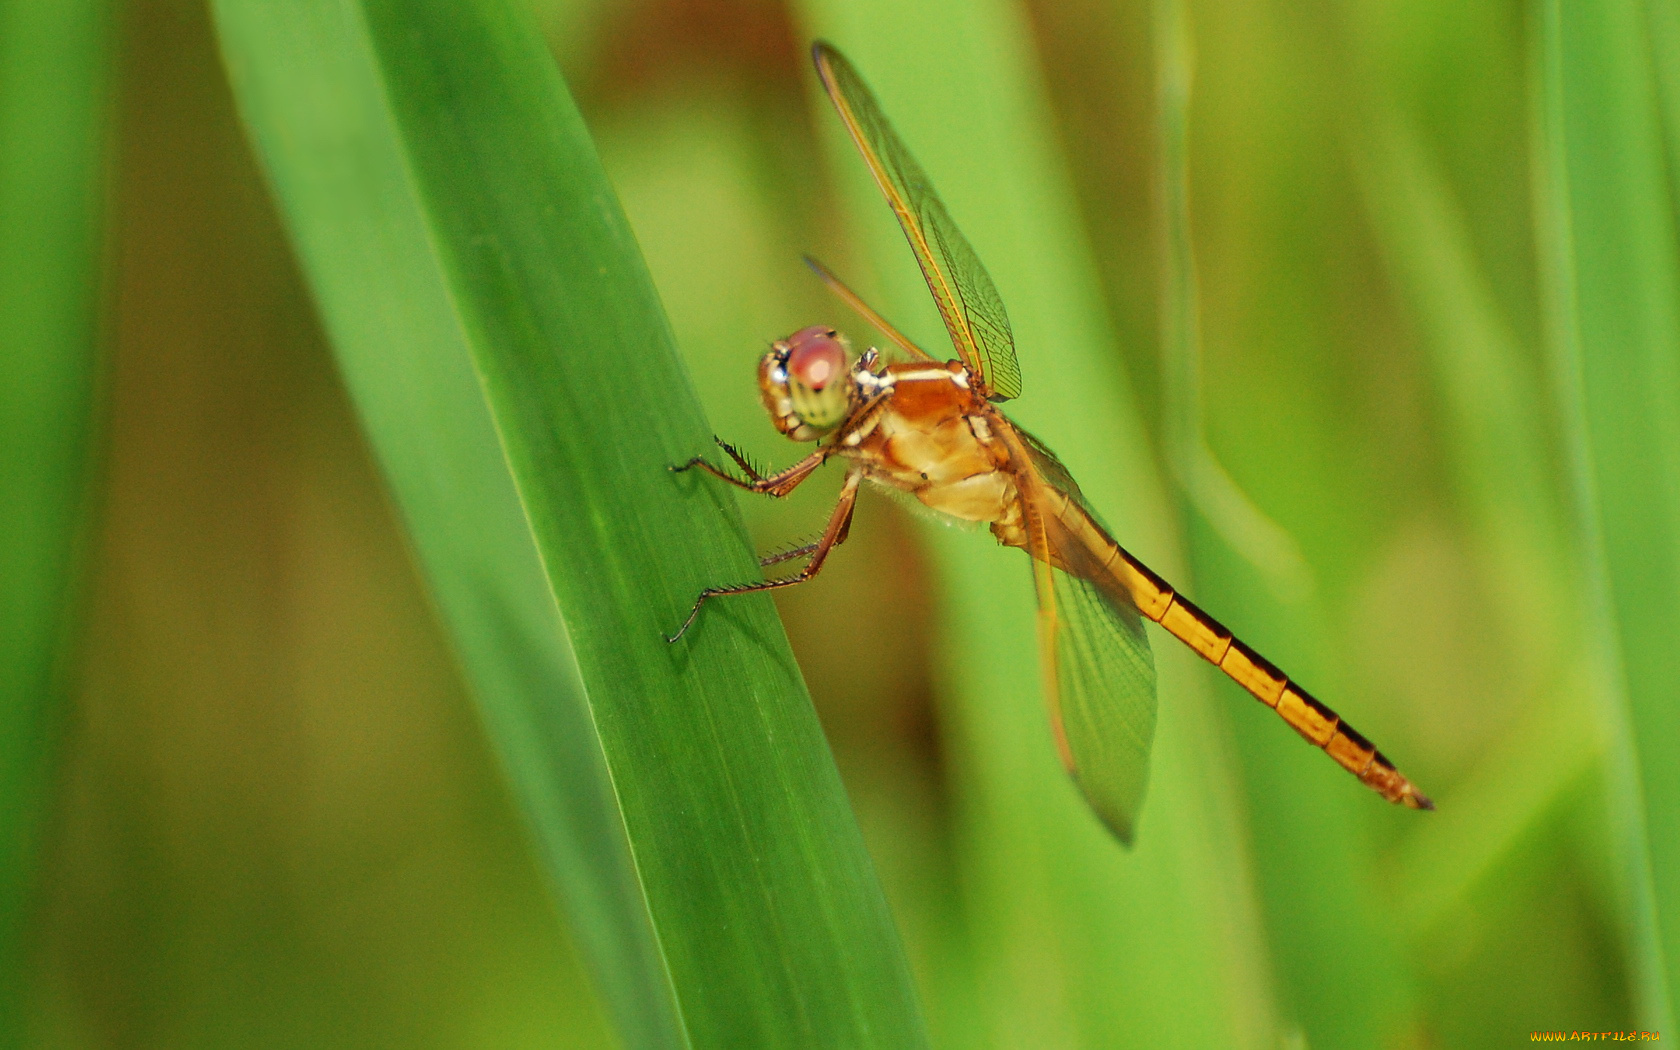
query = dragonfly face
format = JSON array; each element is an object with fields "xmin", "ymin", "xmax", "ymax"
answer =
[
  {"xmin": 669, "ymin": 42, "xmax": 1434, "ymax": 844},
  {"xmin": 758, "ymin": 325, "xmax": 885, "ymax": 441}
]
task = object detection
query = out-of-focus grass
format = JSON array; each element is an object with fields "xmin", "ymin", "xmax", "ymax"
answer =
[
  {"xmin": 1152, "ymin": 2, "xmax": 1412, "ymax": 1047},
  {"xmin": 30, "ymin": 0, "xmax": 616, "ymax": 1045},
  {"xmin": 0, "ymin": 0, "xmax": 108, "ymax": 1040},
  {"xmin": 1537, "ymin": 0, "xmax": 1680, "ymax": 1029}
]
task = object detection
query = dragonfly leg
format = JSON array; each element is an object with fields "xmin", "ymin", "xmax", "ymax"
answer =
[
  {"xmin": 714, "ymin": 438, "xmax": 772, "ymax": 481},
  {"xmin": 761, "ymin": 541, "xmax": 819, "ymax": 568},
  {"xmin": 671, "ymin": 439, "xmax": 827, "ymax": 498},
  {"xmin": 758, "ymin": 503, "xmax": 856, "ymax": 569},
  {"xmin": 666, "ymin": 470, "xmax": 862, "ymax": 642}
]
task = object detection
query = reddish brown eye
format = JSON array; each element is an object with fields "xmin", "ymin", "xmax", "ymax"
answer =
[{"xmin": 785, "ymin": 326, "xmax": 846, "ymax": 391}]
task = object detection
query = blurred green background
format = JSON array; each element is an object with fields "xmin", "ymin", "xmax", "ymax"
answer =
[{"xmin": 5, "ymin": 0, "xmax": 1678, "ymax": 1045}]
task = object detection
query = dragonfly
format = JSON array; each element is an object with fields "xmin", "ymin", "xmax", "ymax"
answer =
[{"xmin": 670, "ymin": 41, "xmax": 1432, "ymax": 842}]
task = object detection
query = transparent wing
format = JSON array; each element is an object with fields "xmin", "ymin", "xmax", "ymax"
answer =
[
  {"xmin": 1010, "ymin": 428, "xmax": 1157, "ymax": 844},
  {"xmin": 812, "ymin": 42, "xmax": 1023, "ymax": 401},
  {"xmin": 1045, "ymin": 567, "xmax": 1157, "ymax": 845}
]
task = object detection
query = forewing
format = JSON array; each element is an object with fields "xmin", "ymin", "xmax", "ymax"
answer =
[
  {"xmin": 812, "ymin": 43, "xmax": 1023, "ymax": 401},
  {"xmin": 1011, "ymin": 429, "xmax": 1158, "ymax": 844}
]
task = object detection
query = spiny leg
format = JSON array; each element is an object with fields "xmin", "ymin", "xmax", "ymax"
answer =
[
  {"xmin": 757, "ymin": 507, "xmax": 860, "ymax": 569},
  {"xmin": 712, "ymin": 437, "xmax": 771, "ymax": 482},
  {"xmin": 761, "ymin": 540, "xmax": 820, "ymax": 568},
  {"xmin": 666, "ymin": 470, "xmax": 862, "ymax": 642},
  {"xmin": 671, "ymin": 438, "xmax": 827, "ymax": 498}
]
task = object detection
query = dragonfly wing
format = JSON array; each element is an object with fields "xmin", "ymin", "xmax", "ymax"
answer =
[
  {"xmin": 1013, "ymin": 434, "xmax": 1158, "ymax": 845},
  {"xmin": 1034, "ymin": 559, "xmax": 1158, "ymax": 846},
  {"xmin": 812, "ymin": 42, "xmax": 1023, "ymax": 401}
]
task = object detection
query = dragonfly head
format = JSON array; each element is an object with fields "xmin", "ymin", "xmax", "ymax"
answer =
[{"xmin": 759, "ymin": 326, "xmax": 870, "ymax": 441}]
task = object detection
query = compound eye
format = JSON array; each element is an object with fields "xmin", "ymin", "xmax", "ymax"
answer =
[
  {"xmin": 786, "ymin": 326, "xmax": 847, "ymax": 392},
  {"xmin": 778, "ymin": 325, "xmax": 852, "ymax": 431}
]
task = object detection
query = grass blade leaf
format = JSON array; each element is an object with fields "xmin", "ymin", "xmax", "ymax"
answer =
[
  {"xmin": 0, "ymin": 0, "xmax": 109, "ymax": 1036},
  {"xmin": 213, "ymin": 1, "xmax": 928, "ymax": 1045}
]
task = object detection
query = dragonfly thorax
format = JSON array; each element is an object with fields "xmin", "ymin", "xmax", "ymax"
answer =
[{"xmin": 759, "ymin": 326, "xmax": 884, "ymax": 442}]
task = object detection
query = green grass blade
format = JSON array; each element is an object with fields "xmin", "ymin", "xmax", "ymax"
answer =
[
  {"xmin": 1150, "ymin": 4, "xmax": 1418, "ymax": 1046},
  {"xmin": 1355, "ymin": 115, "xmax": 1573, "ymax": 664},
  {"xmin": 1645, "ymin": 0, "xmax": 1680, "ymax": 208},
  {"xmin": 1353, "ymin": 107, "xmax": 1614, "ymax": 944},
  {"xmin": 212, "ymin": 2, "xmax": 927, "ymax": 1047},
  {"xmin": 792, "ymin": 6, "xmax": 1279, "ymax": 1045},
  {"xmin": 0, "ymin": 0, "xmax": 109, "ymax": 1038},
  {"xmin": 1537, "ymin": 0, "xmax": 1680, "ymax": 1028}
]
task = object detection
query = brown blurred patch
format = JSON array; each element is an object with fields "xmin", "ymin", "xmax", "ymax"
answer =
[{"xmin": 584, "ymin": 0, "xmax": 803, "ymax": 106}]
